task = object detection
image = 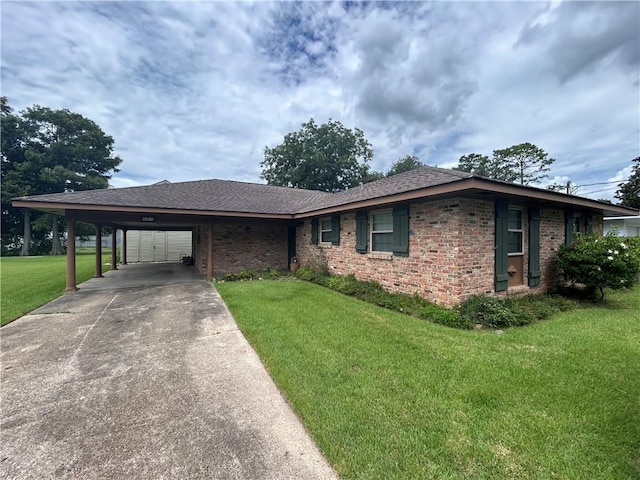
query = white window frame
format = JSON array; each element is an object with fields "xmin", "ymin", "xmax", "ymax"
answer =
[
  {"xmin": 370, "ymin": 209, "xmax": 393, "ymax": 253},
  {"xmin": 507, "ymin": 207, "xmax": 524, "ymax": 256},
  {"xmin": 320, "ymin": 217, "xmax": 333, "ymax": 244}
]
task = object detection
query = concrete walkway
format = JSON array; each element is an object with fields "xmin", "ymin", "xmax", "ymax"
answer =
[{"xmin": 1, "ymin": 263, "xmax": 337, "ymax": 479}]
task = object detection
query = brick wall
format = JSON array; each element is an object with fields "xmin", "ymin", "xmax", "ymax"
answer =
[
  {"xmin": 194, "ymin": 223, "xmax": 289, "ymax": 278},
  {"xmin": 296, "ymin": 199, "xmax": 603, "ymax": 306}
]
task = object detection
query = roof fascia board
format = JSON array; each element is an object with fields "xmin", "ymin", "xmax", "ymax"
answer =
[
  {"xmin": 13, "ymin": 177, "xmax": 637, "ymax": 221},
  {"xmin": 471, "ymin": 178, "xmax": 638, "ymax": 215},
  {"xmin": 11, "ymin": 200, "xmax": 295, "ymax": 220},
  {"xmin": 294, "ymin": 178, "xmax": 638, "ymax": 218}
]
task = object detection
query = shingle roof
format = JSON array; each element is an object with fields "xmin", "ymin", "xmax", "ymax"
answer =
[
  {"xmin": 300, "ymin": 166, "xmax": 472, "ymax": 212},
  {"xmin": 16, "ymin": 166, "xmax": 470, "ymax": 215},
  {"xmin": 15, "ymin": 166, "xmax": 636, "ymax": 218},
  {"xmin": 15, "ymin": 178, "xmax": 333, "ymax": 215}
]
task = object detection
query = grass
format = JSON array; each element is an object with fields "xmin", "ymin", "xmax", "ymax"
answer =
[
  {"xmin": 0, "ymin": 250, "xmax": 114, "ymax": 326},
  {"xmin": 217, "ymin": 280, "xmax": 640, "ymax": 480}
]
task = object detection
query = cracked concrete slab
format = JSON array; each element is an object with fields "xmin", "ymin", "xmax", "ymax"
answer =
[{"xmin": 1, "ymin": 263, "xmax": 337, "ymax": 480}]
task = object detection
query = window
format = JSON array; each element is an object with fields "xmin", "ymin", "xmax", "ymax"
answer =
[
  {"xmin": 370, "ymin": 209, "xmax": 393, "ymax": 252},
  {"xmin": 574, "ymin": 214, "xmax": 593, "ymax": 235},
  {"xmin": 320, "ymin": 217, "xmax": 333, "ymax": 243},
  {"xmin": 355, "ymin": 206, "xmax": 409, "ymax": 256},
  {"xmin": 507, "ymin": 208, "xmax": 523, "ymax": 255},
  {"xmin": 311, "ymin": 215, "xmax": 340, "ymax": 245}
]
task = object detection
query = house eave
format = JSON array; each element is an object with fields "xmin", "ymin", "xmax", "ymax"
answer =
[
  {"xmin": 293, "ymin": 178, "xmax": 638, "ymax": 218},
  {"xmin": 11, "ymin": 200, "xmax": 295, "ymax": 220}
]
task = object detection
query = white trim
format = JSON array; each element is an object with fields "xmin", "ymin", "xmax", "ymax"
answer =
[
  {"xmin": 507, "ymin": 207, "xmax": 524, "ymax": 256},
  {"xmin": 370, "ymin": 208, "xmax": 393, "ymax": 253},
  {"xmin": 319, "ymin": 217, "xmax": 333, "ymax": 244}
]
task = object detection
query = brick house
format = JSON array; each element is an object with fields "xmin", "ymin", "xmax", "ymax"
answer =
[{"xmin": 13, "ymin": 166, "xmax": 637, "ymax": 306}]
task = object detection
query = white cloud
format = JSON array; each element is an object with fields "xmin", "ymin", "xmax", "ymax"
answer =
[{"xmin": 1, "ymin": 1, "xmax": 638, "ymax": 200}]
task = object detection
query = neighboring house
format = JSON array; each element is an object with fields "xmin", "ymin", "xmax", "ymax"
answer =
[
  {"xmin": 13, "ymin": 166, "xmax": 638, "ymax": 306},
  {"xmin": 603, "ymin": 216, "xmax": 640, "ymax": 237}
]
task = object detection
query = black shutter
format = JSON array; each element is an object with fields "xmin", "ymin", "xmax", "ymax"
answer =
[
  {"xmin": 495, "ymin": 202, "xmax": 509, "ymax": 292},
  {"xmin": 528, "ymin": 207, "xmax": 541, "ymax": 287},
  {"xmin": 585, "ymin": 215, "xmax": 593, "ymax": 234},
  {"xmin": 355, "ymin": 211, "xmax": 368, "ymax": 253},
  {"xmin": 392, "ymin": 206, "xmax": 409, "ymax": 257},
  {"xmin": 565, "ymin": 212, "xmax": 574, "ymax": 245},
  {"xmin": 311, "ymin": 218, "xmax": 318, "ymax": 245},
  {"xmin": 331, "ymin": 215, "xmax": 340, "ymax": 245}
]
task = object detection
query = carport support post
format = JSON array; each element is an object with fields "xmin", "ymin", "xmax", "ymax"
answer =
[
  {"xmin": 121, "ymin": 229, "xmax": 128, "ymax": 265},
  {"xmin": 65, "ymin": 215, "xmax": 78, "ymax": 292},
  {"xmin": 207, "ymin": 224, "xmax": 213, "ymax": 281},
  {"xmin": 94, "ymin": 224, "xmax": 103, "ymax": 278},
  {"xmin": 111, "ymin": 228, "xmax": 118, "ymax": 271}
]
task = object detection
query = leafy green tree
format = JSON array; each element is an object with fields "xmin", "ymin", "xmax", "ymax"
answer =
[
  {"xmin": 1, "ymin": 103, "xmax": 122, "ymax": 256},
  {"xmin": 386, "ymin": 155, "xmax": 423, "ymax": 177},
  {"xmin": 260, "ymin": 118, "xmax": 374, "ymax": 192},
  {"xmin": 0, "ymin": 99, "xmax": 35, "ymax": 255},
  {"xmin": 493, "ymin": 143, "xmax": 554, "ymax": 185},
  {"xmin": 455, "ymin": 143, "xmax": 555, "ymax": 185},
  {"xmin": 615, "ymin": 157, "xmax": 640, "ymax": 209},
  {"xmin": 361, "ymin": 170, "xmax": 385, "ymax": 183},
  {"xmin": 454, "ymin": 153, "xmax": 500, "ymax": 178}
]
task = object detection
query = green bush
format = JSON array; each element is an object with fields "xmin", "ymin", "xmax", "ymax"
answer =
[
  {"xmin": 294, "ymin": 267, "xmax": 469, "ymax": 329},
  {"xmin": 219, "ymin": 268, "xmax": 285, "ymax": 282},
  {"xmin": 295, "ymin": 266, "xmax": 326, "ymax": 283},
  {"xmin": 506, "ymin": 294, "xmax": 576, "ymax": 322},
  {"xmin": 556, "ymin": 233, "xmax": 640, "ymax": 300},
  {"xmin": 419, "ymin": 304, "xmax": 473, "ymax": 329},
  {"xmin": 457, "ymin": 295, "xmax": 521, "ymax": 328},
  {"xmin": 296, "ymin": 267, "xmax": 579, "ymax": 330}
]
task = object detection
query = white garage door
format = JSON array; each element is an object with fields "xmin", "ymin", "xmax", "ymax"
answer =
[{"xmin": 125, "ymin": 230, "xmax": 192, "ymax": 263}]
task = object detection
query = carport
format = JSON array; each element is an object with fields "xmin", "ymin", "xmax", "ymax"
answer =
[
  {"xmin": 12, "ymin": 179, "xmax": 306, "ymax": 291},
  {"xmin": 10, "ymin": 199, "xmax": 212, "ymax": 290}
]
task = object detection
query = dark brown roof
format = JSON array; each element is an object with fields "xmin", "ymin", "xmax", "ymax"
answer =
[
  {"xmin": 300, "ymin": 166, "xmax": 472, "ymax": 212},
  {"xmin": 13, "ymin": 166, "xmax": 638, "ymax": 219},
  {"xmin": 14, "ymin": 178, "xmax": 332, "ymax": 215}
]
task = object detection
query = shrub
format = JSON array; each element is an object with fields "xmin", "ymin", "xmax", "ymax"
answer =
[
  {"xmin": 295, "ymin": 267, "xmax": 578, "ymax": 330},
  {"xmin": 219, "ymin": 268, "xmax": 285, "ymax": 282},
  {"xmin": 294, "ymin": 266, "xmax": 324, "ymax": 283},
  {"xmin": 419, "ymin": 304, "xmax": 472, "ymax": 329},
  {"xmin": 556, "ymin": 233, "xmax": 640, "ymax": 300},
  {"xmin": 458, "ymin": 295, "xmax": 521, "ymax": 328},
  {"xmin": 294, "ymin": 267, "xmax": 470, "ymax": 329}
]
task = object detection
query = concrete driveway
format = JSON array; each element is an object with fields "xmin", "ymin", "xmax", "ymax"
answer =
[{"xmin": 1, "ymin": 263, "xmax": 337, "ymax": 479}]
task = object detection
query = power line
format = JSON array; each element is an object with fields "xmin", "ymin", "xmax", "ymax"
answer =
[
  {"xmin": 576, "ymin": 180, "xmax": 621, "ymax": 188},
  {"xmin": 580, "ymin": 187, "xmax": 616, "ymax": 196}
]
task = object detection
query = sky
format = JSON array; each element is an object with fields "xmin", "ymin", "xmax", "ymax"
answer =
[{"xmin": 2, "ymin": 1, "xmax": 639, "ymax": 201}]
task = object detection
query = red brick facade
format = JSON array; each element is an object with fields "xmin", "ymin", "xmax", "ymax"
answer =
[
  {"xmin": 296, "ymin": 198, "xmax": 603, "ymax": 306},
  {"xmin": 190, "ymin": 199, "xmax": 603, "ymax": 306},
  {"xmin": 193, "ymin": 222, "xmax": 289, "ymax": 278}
]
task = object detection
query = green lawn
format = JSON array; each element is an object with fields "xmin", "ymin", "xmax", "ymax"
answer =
[
  {"xmin": 1, "ymin": 252, "xmax": 113, "ymax": 326},
  {"xmin": 217, "ymin": 280, "xmax": 640, "ymax": 480}
]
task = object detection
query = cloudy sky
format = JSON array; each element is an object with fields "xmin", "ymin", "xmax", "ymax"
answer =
[{"xmin": 2, "ymin": 1, "xmax": 639, "ymax": 200}]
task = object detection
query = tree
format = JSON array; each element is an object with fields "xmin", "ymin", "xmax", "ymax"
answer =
[
  {"xmin": 454, "ymin": 153, "xmax": 500, "ymax": 178},
  {"xmin": 455, "ymin": 143, "xmax": 555, "ymax": 185},
  {"xmin": 386, "ymin": 155, "xmax": 423, "ymax": 177},
  {"xmin": 615, "ymin": 157, "xmax": 640, "ymax": 209},
  {"xmin": 1, "ymin": 96, "xmax": 13, "ymax": 115},
  {"xmin": 493, "ymin": 143, "xmax": 554, "ymax": 185},
  {"xmin": 1, "ymin": 103, "xmax": 123, "ymax": 256},
  {"xmin": 260, "ymin": 118, "xmax": 374, "ymax": 192},
  {"xmin": 0, "ymin": 99, "xmax": 33, "ymax": 255}
]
